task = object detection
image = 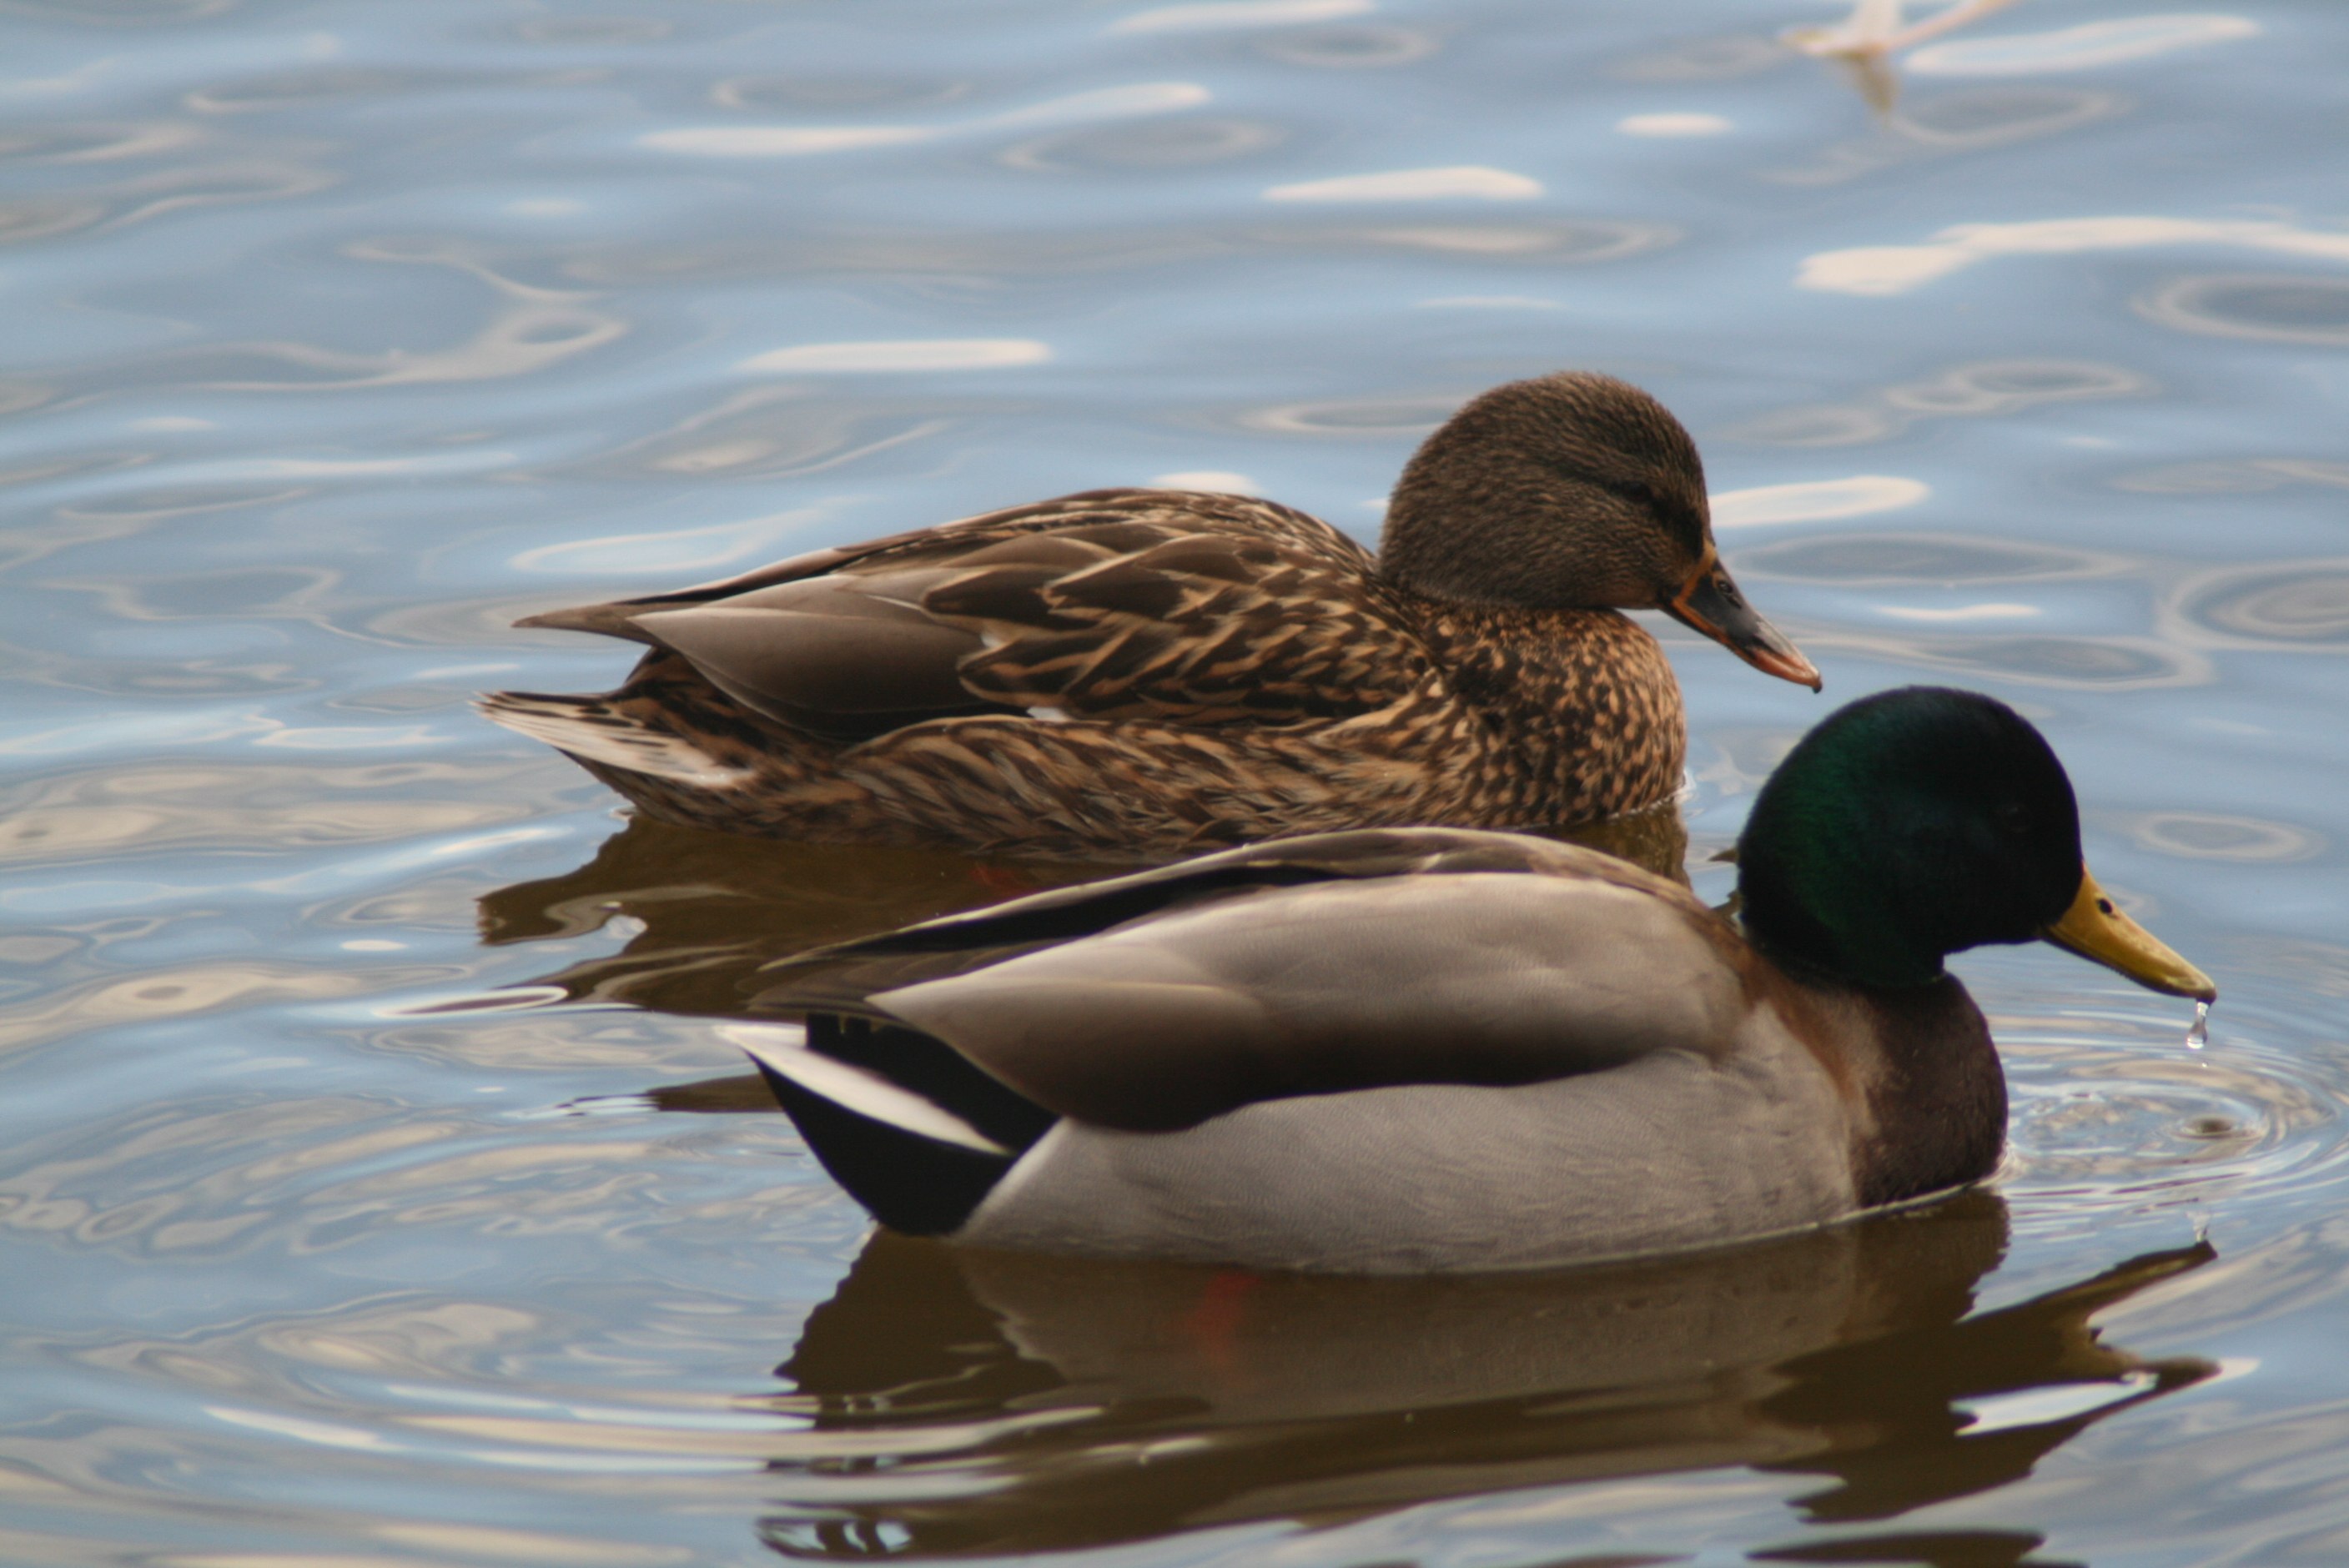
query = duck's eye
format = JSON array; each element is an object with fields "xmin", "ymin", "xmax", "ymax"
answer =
[
  {"xmin": 1618, "ymin": 480, "xmax": 1657, "ymax": 509},
  {"xmin": 1997, "ymin": 801, "xmax": 2033, "ymax": 835}
]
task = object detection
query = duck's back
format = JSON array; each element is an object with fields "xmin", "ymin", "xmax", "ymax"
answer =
[
  {"xmin": 484, "ymin": 490, "xmax": 1687, "ymax": 855},
  {"xmin": 505, "ymin": 488, "xmax": 1407, "ymax": 727}
]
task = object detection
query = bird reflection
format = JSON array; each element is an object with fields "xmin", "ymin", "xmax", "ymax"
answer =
[
  {"xmin": 747, "ymin": 1194, "xmax": 2211, "ymax": 1560},
  {"xmin": 475, "ymin": 804, "xmax": 1690, "ymax": 1019},
  {"xmin": 1785, "ymin": 0, "xmax": 2024, "ymax": 115}
]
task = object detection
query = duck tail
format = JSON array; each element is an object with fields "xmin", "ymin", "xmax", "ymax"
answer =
[
  {"xmin": 727, "ymin": 1021, "xmax": 1054, "ymax": 1237},
  {"xmin": 475, "ymin": 689, "xmax": 753, "ymax": 787}
]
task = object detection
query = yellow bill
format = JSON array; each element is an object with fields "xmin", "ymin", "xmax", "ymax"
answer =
[{"xmin": 2042, "ymin": 869, "xmax": 2216, "ymax": 1003}]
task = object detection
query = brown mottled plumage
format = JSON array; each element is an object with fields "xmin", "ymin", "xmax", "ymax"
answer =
[{"xmin": 482, "ymin": 372, "xmax": 1818, "ymax": 858}]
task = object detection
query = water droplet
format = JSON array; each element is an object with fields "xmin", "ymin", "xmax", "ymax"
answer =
[{"xmin": 2187, "ymin": 999, "xmax": 2211, "ymax": 1050}]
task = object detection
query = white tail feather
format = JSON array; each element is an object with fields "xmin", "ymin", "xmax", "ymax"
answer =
[
  {"xmin": 477, "ymin": 693, "xmax": 753, "ymax": 787},
  {"xmin": 724, "ymin": 1023, "xmax": 1010, "ymax": 1155}
]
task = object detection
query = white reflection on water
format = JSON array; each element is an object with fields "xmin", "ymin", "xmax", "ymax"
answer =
[
  {"xmin": 1808, "ymin": 626, "xmax": 2214, "ymax": 690},
  {"xmin": 1877, "ymin": 601, "xmax": 2040, "ymax": 621},
  {"xmin": 739, "ymin": 339, "xmax": 1054, "ymax": 374},
  {"xmin": 2120, "ymin": 457, "xmax": 2349, "ymax": 494},
  {"xmin": 1264, "ymin": 165, "xmax": 1544, "ymax": 202},
  {"xmin": 1416, "ymin": 294, "xmax": 1562, "ymax": 308},
  {"xmin": 175, "ymin": 450, "xmax": 519, "ymax": 480},
  {"xmin": 1148, "ymin": 468, "xmax": 1259, "ymax": 490},
  {"xmin": 1112, "ymin": 0, "xmax": 1375, "ymax": 35},
  {"xmin": 514, "ymin": 510, "xmax": 831, "ymax": 577},
  {"xmin": 1909, "ymin": 13, "xmax": 2262, "ymax": 75},
  {"xmin": 2111, "ymin": 810, "xmax": 2325, "ymax": 864},
  {"xmin": 0, "ymin": 121, "xmax": 200, "ymax": 163},
  {"xmin": 1801, "ymin": 214, "xmax": 2349, "ymax": 296},
  {"xmin": 644, "ymin": 83, "xmax": 1213, "ymax": 158},
  {"xmin": 1711, "ymin": 474, "xmax": 1929, "ymax": 527},
  {"xmin": 1617, "ymin": 111, "xmax": 1735, "ymax": 137},
  {"xmin": 1783, "ymin": 3, "xmax": 2257, "ymax": 123}
]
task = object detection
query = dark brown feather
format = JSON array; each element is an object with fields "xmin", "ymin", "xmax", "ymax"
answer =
[{"xmin": 632, "ymin": 602, "xmax": 988, "ymax": 736}]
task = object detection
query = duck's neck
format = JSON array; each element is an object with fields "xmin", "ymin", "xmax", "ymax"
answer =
[
  {"xmin": 1395, "ymin": 592, "xmax": 1686, "ymax": 822},
  {"xmin": 1779, "ymin": 969, "xmax": 2006, "ymax": 1209}
]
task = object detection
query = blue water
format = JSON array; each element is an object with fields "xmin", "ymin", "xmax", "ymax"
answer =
[{"xmin": 5, "ymin": 1, "xmax": 2349, "ymax": 1562}]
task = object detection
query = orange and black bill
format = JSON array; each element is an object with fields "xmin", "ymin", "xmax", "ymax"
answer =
[
  {"xmin": 1665, "ymin": 555, "xmax": 1822, "ymax": 691},
  {"xmin": 2043, "ymin": 869, "xmax": 2218, "ymax": 1002}
]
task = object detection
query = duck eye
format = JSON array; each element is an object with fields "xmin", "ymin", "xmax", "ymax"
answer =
[
  {"xmin": 1997, "ymin": 802, "xmax": 2033, "ymax": 835},
  {"xmin": 1618, "ymin": 480, "xmax": 1657, "ymax": 508}
]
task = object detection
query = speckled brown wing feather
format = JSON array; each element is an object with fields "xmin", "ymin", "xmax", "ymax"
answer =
[{"xmin": 516, "ymin": 490, "xmax": 1427, "ymax": 738}]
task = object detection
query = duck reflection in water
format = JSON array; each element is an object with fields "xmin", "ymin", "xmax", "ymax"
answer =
[{"xmin": 752, "ymin": 1194, "xmax": 2212, "ymax": 1561}]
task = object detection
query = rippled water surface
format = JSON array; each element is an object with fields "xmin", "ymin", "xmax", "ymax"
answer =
[{"xmin": 5, "ymin": 1, "xmax": 2349, "ymax": 1563}]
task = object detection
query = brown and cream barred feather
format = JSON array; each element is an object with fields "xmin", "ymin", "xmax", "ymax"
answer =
[{"xmin": 484, "ymin": 488, "xmax": 1687, "ymax": 859}]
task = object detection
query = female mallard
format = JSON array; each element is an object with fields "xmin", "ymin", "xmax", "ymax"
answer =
[
  {"xmin": 732, "ymin": 687, "xmax": 2215, "ymax": 1273},
  {"xmin": 483, "ymin": 372, "xmax": 1817, "ymax": 858}
]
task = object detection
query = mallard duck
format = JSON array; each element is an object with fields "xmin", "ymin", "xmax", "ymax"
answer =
[
  {"xmin": 732, "ymin": 687, "xmax": 2215, "ymax": 1273},
  {"xmin": 482, "ymin": 372, "xmax": 1817, "ymax": 858}
]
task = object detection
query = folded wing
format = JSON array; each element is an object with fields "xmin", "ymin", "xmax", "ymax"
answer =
[
  {"xmin": 757, "ymin": 829, "xmax": 1748, "ymax": 1133},
  {"xmin": 514, "ymin": 490, "xmax": 1426, "ymax": 741}
]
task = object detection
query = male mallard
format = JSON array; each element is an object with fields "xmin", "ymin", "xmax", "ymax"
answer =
[
  {"xmin": 483, "ymin": 372, "xmax": 1817, "ymax": 858},
  {"xmin": 732, "ymin": 687, "xmax": 2215, "ymax": 1273}
]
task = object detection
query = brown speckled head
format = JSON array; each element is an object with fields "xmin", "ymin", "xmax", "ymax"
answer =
[
  {"xmin": 1377, "ymin": 371, "xmax": 1715, "ymax": 611},
  {"xmin": 1379, "ymin": 371, "xmax": 1820, "ymax": 690}
]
